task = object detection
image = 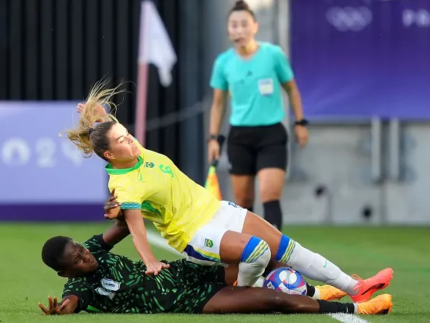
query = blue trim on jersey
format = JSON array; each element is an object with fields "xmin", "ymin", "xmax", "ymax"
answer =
[
  {"xmin": 184, "ymin": 245, "xmax": 221, "ymax": 263},
  {"xmin": 121, "ymin": 202, "xmax": 141, "ymax": 210}
]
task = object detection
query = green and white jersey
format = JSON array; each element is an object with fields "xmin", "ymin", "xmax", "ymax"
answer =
[{"xmin": 62, "ymin": 235, "xmax": 226, "ymax": 314}]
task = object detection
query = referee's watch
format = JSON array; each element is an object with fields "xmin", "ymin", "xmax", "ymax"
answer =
[
  {"xmin": 207, "ymin": 134, "xmax": 219, "ymax": 142},
  {"xmin": 294, "ymin": 119, "xmax": 309, "ymax": 127}
]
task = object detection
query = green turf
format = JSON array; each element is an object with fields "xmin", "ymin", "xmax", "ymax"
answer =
[{"xmin": 1, "ymin": 223, "xmax": 429, "ymax": 322}]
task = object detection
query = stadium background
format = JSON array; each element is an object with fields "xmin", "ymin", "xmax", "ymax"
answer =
[
  {"xmin": 1, "ymin": 0, "xmax": 430, "ymax": 225},
  {"xmin": 1, "ymin": 0, "xmax": 430, "ymax": 322}
]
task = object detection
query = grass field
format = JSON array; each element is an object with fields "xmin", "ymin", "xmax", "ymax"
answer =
[{"xmin": 1, "ymin": 223, "xmax": 429, "ymax": 323}]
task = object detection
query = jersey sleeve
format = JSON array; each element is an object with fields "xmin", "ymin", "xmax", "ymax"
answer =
[
  {"xmin": 273, "ymin": 45, "xmax": 294, "ymax": 84},
  {"xmin": 62, "ymin": 279, "xmax": 95, "ymax": 313},
  {"xmin": 83, "ymin": 234, "xmax": 114, "ymax": 253},
  {"xmin": 210, "ymin": 56, "xmax": 228, "ymax": 91},
  {"xmin": 114, "ymin": 184, "xmax": 145, "ymax": 211}
]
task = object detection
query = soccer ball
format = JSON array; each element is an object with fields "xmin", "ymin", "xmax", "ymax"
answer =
[{"xmin": 263, "ymin": 267, "xmax": 307, "ymax": 295}]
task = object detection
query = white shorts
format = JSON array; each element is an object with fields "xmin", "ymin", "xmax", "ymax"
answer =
[{"xmin": 182, "ymin": 201, "xmax": 248, "ymax": 267}]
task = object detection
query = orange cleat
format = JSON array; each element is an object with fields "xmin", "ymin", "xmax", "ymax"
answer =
[
  {"xmin": 357, "ymin": 294, "xmax": 393, "ymax": 314},
  {"xmin": 350, "ymin": 268, "xmax": 393, "ymax": 303},
  {"xmin": 315, "ymin": 285, "xmax": 347, "ymax": 301}
]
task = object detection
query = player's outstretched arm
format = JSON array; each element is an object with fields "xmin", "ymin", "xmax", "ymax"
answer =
[
  {"xmin": 102, "ymin": 219, "xmax": 129, "ymax": 247},
  {"xmin": 96, "ymin": 188, "xmax": 130, "ymax": 247},
  {"xmin": 124, "ymin": 209, "xmax": 170, "ymax": 275},
  {"xmin": 38, "ymin": 295, "xmax": 78, "ymax": 315}
]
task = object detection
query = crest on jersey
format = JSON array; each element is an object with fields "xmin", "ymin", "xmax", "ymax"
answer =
[
  {"xmin": 145, "ymin": 162, "xmax": 155, "ymax": 168},
  {"xmin": 204, "ymin": 238, "xmax": 214, "ymax": 248},
  {"xmin": 95, "ymin": 278, "xmax": 121, "ymax": 300}
]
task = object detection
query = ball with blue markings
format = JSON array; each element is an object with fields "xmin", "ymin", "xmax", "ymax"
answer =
[{"xmin": 263, "ymin": 267, "xmax": 307, "ymax": 295}]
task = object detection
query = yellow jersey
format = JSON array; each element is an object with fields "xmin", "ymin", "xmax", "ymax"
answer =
[{"xmin": 105, "ymin": 141, "xmax": 221, "ymax": 252}]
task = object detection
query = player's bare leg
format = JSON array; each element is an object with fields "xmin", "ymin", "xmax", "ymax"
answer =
[
  {"xmin": 203, "ymin": 287, "xmax": 319, "ymax": 314},
  {"xmin": 241, "ymin": 210, "xmax": 393, "ymax": 302},
  {"xmin": 202, "ymin": 287, "xmax": 393, "ymax": 315}
]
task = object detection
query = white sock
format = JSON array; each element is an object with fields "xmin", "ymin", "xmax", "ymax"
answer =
[
  {"xmin": 237, "ymin": 248, "xmax": 271, "ymax": 287},
  {"xmin": 287, "ymin": 242, "xmax": 358, "ymax": 295},
  {"xmin": 312, "ymin": 287, "xmax": 321, "ymax": 300},
  {"xmin": 354, "ymin": 303, "xmax": 358, "ymax": 314},
  {"xmin": 253, "ymin": 276, "xmax": 265, "ymax": 288}
]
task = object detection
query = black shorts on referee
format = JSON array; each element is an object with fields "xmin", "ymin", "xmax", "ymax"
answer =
[{"xmin": 227, "ymin": 122, "xmax": 288, "ymax": 175}]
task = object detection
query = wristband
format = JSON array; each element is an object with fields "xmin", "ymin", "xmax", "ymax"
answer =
[
  {"xmin": 207, "ymin": 134, "xmax": 219, "ymax": 142},
  {"xmin": 294, "ymin": 119, "xmax": 309, "ymax": 127}
]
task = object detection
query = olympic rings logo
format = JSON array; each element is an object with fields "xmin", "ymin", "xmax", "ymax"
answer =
[
  {"xmin": 403, "ymin": 9, "xmax": 430, "ymax": 28},
  {"xmin": 326, "ymin": 6, "xmax": 373, "ymax": 32}
]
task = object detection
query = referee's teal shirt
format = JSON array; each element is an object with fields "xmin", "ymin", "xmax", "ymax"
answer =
[{"xmin": 210, "ymin": 42, "xmax": 294, "ymax": 127}]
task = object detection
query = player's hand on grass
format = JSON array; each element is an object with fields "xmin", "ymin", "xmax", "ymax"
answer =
[
  {"xmin": 38, "ymin": 296, "xmax": 69, "ymax": 315},
  {"xmin": 145, "ymin": 260, "xmax": 170, "ymax": 276},
  {"xmin": 104, "ymin": 188, "xmax": 122, "ymax": 220}
]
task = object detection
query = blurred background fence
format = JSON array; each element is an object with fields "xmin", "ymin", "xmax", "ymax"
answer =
[{"xmin": 1, "ymin": 0, "xmax": 429, "ymax": 225}]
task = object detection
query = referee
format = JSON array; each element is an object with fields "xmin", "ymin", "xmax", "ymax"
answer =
[{"xmin": 207, "ymin": 0, "xmax": 308, "ymax": 230}]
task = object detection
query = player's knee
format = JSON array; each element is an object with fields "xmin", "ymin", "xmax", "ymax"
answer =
[
  {"xmin": 261, "ymin": 190, "xmax": 282, "ymax": 202},
  {"xmin": 235, "ymin": 197, "xmax": 254, "ymax": 209},
  {"xmin": 240, "ymin": 236, "xmax": 271, "ymax": 269},
  {"xmin": 275, "ymin": 234, "xmax": 296, "ymax": 263}
]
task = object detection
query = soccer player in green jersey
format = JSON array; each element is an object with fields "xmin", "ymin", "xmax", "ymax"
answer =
[{"xmin": 38, "ymin": 220, "xmax": 392, "ymax": 315}]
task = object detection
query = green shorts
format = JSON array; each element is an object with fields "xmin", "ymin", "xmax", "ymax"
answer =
[{"xmin": 168, "ymin": 260, "xmax": 226, "ymax": 313}]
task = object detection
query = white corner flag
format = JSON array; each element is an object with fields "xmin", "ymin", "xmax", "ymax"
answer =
[
  {"xmin": 135, "ymin": 0, "xmax": 177, "ymax": 144},
  {"xmin": 139, "ymin": 0, "xmax": 177, "ymax": 86}
]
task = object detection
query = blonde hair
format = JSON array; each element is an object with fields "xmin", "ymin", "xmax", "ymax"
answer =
[{"xmin": 62, "ymin": 79, "xmax": 126, "ymax": 160}]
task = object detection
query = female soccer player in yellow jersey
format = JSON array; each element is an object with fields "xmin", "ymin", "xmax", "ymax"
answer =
[{"xmin": 65, "ymin": 81, "xmax": 393, "ymax": 302}]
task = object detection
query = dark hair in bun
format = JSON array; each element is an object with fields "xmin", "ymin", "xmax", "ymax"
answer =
[{"xmin": 229, "ymin": 1, "xmax": 256, "ymax": 21}]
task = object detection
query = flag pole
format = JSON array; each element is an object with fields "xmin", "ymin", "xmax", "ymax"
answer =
[
  {"xmin": 135, "ymin": 1, "xmax": 148, "ymax": 146},
  {"xmin": 135, "ymin": 63, "xmax": 148, "ymax": 145},
  {"xmin": 135, "ymin": 0, "xmax": 176, "ymax": 145}
]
